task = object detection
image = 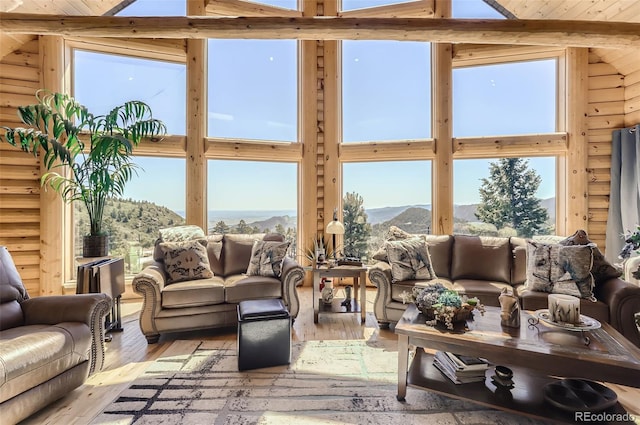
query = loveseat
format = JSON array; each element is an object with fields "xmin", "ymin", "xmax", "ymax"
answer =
[
  {"xmin": 0, "ymin": 246, "xmax": 112, "ymax": 424},
  {"xmin": 133, "ymin": 226, "xmax": 305, "ymax": 343},
  {"xmin": 368, "ymin": 230, "xmax": 640, "ymax": 347}
]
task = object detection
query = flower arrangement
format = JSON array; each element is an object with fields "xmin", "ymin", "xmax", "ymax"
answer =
[{"xmin": 400, "ymin": 283, "xmax": 485, "ymax": 330}]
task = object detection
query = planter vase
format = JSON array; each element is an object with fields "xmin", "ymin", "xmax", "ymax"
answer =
[{"xmin": 83, "ymin": 235, "xmax": 109, "ymax": 257}]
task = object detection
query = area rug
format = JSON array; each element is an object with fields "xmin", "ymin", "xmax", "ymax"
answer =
[{"xmin": 91, "ymin": 339, "xmax": 548, "ymax": 425}]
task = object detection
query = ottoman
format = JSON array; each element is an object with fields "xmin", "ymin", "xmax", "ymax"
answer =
[{"xmin": 237, "ymin": 299, "xmax": 291, "ymax": 371}]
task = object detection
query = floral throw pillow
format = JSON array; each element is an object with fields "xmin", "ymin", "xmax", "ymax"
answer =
[
  {"xmin": 247, "ymin": 240, "xmax": 291, "ymax": 278},
  {"xmin": 526, "ymin": 240, "xmax": 596, "ymax": 300},
  {"xmin": 159, "ymin": 239, "xmax": 213, "ymax": 284},
  {"xmin": 559, "ymin": 229, "xmax": 622, "ymax": 283},
  {"xmin": 385, "ymin": 237, "xmax": 436, "ymax": 283}
]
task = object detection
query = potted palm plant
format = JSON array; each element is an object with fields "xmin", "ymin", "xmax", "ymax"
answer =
[{"xmin": 0, "ymin": 90, "xmax": 166, "ymax": 257}]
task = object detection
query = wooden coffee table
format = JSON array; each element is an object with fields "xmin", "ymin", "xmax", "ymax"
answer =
[{"xmin": 395, "ymin": 304, "xmax": 640, "ymax": 423}]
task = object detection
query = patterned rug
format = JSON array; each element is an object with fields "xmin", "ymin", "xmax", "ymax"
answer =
[{"xmin": 91, "ymin": 339, "xmax": 548, "ymax": 425}]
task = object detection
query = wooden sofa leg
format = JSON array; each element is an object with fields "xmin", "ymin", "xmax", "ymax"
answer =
[
  {"xmin": 145, "ymin": 334, "xmax": 160, "ymax": 344},
  {"xmin": 378, "ymin": 321, "xmax": 390, "ymax": 329}
]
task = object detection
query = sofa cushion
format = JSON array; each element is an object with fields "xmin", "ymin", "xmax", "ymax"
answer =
[
  {"xmin": 206, "ymin": 234, "xmax": 225, "ymax": 276},
  {"xmin": 424, "ymin": 235, "xmax": 454, "ymax": 279},
  {"xmin": 518, "ymin": 287, "xmax": 609, "ymax": 324},
  {"xmin": 0, "ymin": 300, "xmax": 24, "ymax": 331},
  {"xmin": 559, "ymin": 229, "xmax": 622, "ymax": 283},
  {"xmin": 510, "ymin": 237, "xmax": 528, "ymax": 285},
  {"xmin": 0, "ymin": 323, "xmax": 90, "ymax": 403},
  {"xmin": 525, "ymin": 241, "xmax": 596, "ymax": 300},
  {"xmin": 223, "ymin": 234, "xmax": 266, "ymax": 276},
  {"xmin": 452, "ymin": 280, "xmax": 513, "ymax": 308},
  {"xmin": 224, "ymin": 274, "xmax": 282, "ymax": 304},
  {"xmin": 161, "ymin": 276, "xmax": 225, "ymax": 308},
  {"xmin": 385, "ymin": 237, "xmax": 436, "ymax": 283},
  {"xmin": 153, "ymin": 225, "xmax": 206, "ymax": 262},
  {"xmin": 247, "ymin": 240, "xmax": 290, "ymax": 278},
  {"xmin": 159, "ymin": 239, "xmax": 214, "ymax": 284},
  {"xmin": 450, "ymin": 235, "xmax": 511, "ymax": 283}
]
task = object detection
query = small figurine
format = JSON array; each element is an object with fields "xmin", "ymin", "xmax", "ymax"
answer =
[{"xmin": 498, "ymin": 287, "xmax": 520, "ymax": 328}]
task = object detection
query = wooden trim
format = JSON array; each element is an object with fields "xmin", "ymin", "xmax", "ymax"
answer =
[
  {"xmin": 323, "ymin": 39, "xmax": 340, "ymax": 243},
  {"xmin": 39, "ymin": 35, "xmax": 64, "ymax": 296},
  {"xmin": 565, "ymin": 48, "xmax": 590, "ymax": 233},
  {"xmin": 205, "ymin": 139, "xmax": 303, "ymax": 161},
  {"xmin": 453, "ymin": 44, "xmax": 564, "ymax": 68},
  {"xmin": 432, "ymin": 0, "xmax": 452, "ymax": 235},
  {"xmin": 185, "ymin": 0, "xmax": 207, "ymax": 230},
  {"xmin": 453, "ymin": 133, "xmax": 568, "ymax": 158},
  {"xmin": 2, "ymin": 14, "xmax": 640, "ymax": 49},
  {"xmin": 65, "ymin": 38, "xmax": 186, "ymax": 62},
  {"xmin": 339, "ymin": 140, "xmax": 435, "ymax": 162},
  {"xmin": 134, "ymin": 135, "xmax": 186, "ymax": 157}
]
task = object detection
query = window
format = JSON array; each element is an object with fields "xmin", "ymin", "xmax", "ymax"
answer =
[
  {"xmin": 73, "ymin": 157, "xmax": 186, "ymax": 274},
  {"xmin": 74, "ymin": 51, "xmax": 186, "ymax": 135},
  {"xmin": 342, "ymin": 41, "xmax": 431, "ymax": 142},
  {"xmin": 452, "ymin": 0, "xmax": 506, "ymax": 18},
  {"xmin": 207, "ymin": 160, "xmax": 298, "ymax": 250},
  {"xmin": 453, "ymin": 157, "xmax": 556, "ymax": 237},
  {"xmin": 342, "ymin": 161, "xmax": 432, "ymax": 262},
  {"xmin": 72, "ymin": 51, "xmax": 187, "ymax": 276},
  {"xmin": 116, "ymin": 0, "xmax": 185, "ymax": 15},
  {"xmin": 251, "ymin": 0, "xmax": 298, "ymax": 9},
  {"xmin": 453, "ymin": 60, "xmax": 557, "ymax": 137},
  {"xmin": 207, "ymin": 40, "xmax": 297, "ymax": 141},
  {"xmin": 341, "ymin": 0, "xmax": 416, "ymax": 11}
]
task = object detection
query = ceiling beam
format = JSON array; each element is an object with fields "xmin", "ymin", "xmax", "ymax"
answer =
[{"xmin": 1, "ymin": 14, "xmax": 639, "ymax": 49}]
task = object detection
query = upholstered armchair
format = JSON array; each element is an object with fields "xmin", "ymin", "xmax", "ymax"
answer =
[{"xmin": 0, "ymin": 246, "xmax": 112, "ymax": 424}]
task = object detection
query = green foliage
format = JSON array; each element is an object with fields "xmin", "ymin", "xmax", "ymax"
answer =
[
  {"xmin": 1, "ymin": 90, "xmax": 166, "ymax": 236},
  {"xmin": 212, "ymin": 221, "xmax": 231, "ymax": 234},
  {"xmin": 343, "ymin": 192, "xmax": 371, "ymax": 259},
  {"xmin": 475, "ymin": 158, "xmax": 549, "ymax": 238},
  {"xmin": 437, "ymin": 290, "xmax": 463, "ymax": 308}
]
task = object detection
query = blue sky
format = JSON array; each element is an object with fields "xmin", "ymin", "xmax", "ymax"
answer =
[{"xmin": 73, "ymin": 0, "xmax": 556, "ymax": 212}]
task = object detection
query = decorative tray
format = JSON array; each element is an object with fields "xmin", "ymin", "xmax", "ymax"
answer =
[
  {"xmin": 534, "ymin": 309, "xmax": 601, "ymax": 331},
  {"xmin": 543, "ymin": 378, "xmax": 617, "ymax": 412}
]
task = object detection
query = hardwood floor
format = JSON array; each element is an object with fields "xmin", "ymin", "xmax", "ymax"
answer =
[{"xmin": 21, "ymin": 286, "xmax": 640, "ymax": 424}]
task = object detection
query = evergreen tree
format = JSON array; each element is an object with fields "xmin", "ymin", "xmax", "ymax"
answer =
[
  {"xmin": 343, "ymin": 192, "xmax": 371, "ymax": 259},
  {"xmin": 475, "ymin": 158, "xmax": 549, "ymax": 238},
  {"xmin": 235, "ymin": 219, "xmax": 252, "ymax": 233},
  {"xmin": 275, "ymin": 224, "xmax": 285, "ymax": 235},
  {"xmin": 212, "ymin": 220, "xmax": 230, "ymax": 234}
]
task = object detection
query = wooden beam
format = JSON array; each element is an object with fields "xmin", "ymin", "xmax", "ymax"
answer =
[
  {"xmin": 206, "ymin": 0, "xmax": 302, "ymax": 17},
  {"xmin": 339, "ymin": 0, "xmax": 434, "ymax": 18},
  {"xmin": 339, "ymin": 140, "xmax": 435, "ymax": 162},
  {"xmin": 453, "ymin": 133, "xmax": 568, "ymax": 158},
  {"xmin": 2, "ymin": 14, "xmax": 640, "ymax": 48},
  {"xmin": 205, "ymin": 139, "xmax": 302, "ymax": 161}
]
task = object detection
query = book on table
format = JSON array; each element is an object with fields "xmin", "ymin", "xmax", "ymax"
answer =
[
  {"xmin": 433, "ymin": 351, "xmax": 489, "ymax": 384},
  {"xmin": 444, "ymin": 352, "xmax": 490, "ymax": 371}
]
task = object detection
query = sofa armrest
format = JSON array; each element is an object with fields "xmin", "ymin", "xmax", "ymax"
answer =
[
  {"xmin": 595, "ymin": 277, "xmax": 640, "ymax": 347},
  {"xmin": 21, "ymin": 293, "xmax": 112, "ymax": 374},
  {"xmin": 280, "ymin": 256, "xmax": 305, "ymax": 319},
  {"xmin": 368, "ymin": 262, "xmax": 393, "ymax": 323},
  {"xmin": 132, "ymin": 262, "xmax": 167, "ymax": 342}
]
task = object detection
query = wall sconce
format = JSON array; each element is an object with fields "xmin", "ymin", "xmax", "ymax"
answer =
[{"xmin": 325, "ymin": 208, "xmax": 345, "ymax": 260}]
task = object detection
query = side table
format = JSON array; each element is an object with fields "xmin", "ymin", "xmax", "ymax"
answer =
[{"xmin": 313, "ymin": 265, "xmax": 367, "ymax": 324}]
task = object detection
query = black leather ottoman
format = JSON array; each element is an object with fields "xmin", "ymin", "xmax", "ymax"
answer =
[{"xmin": 237, "ymin": 299, "xmax": 291, "ymax": 371}]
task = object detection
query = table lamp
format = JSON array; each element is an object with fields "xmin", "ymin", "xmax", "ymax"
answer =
[{"xmin": 325, "ymin": 208, "xmax": 345, "ymax": 260}]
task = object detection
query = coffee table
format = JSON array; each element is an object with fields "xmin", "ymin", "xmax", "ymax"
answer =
[{"xmin": 395, "ymin": 304, "xmax": 640, "ymax": 423}]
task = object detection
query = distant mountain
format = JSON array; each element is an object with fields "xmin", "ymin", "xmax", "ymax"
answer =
[
  {"xmin": 366, "ymin": 205, "xmax": 430, "ymax": 225},
  {"xmin": 247, "ymin": 215, "xmax": 297, "ymax": 232},
  {"xmin": 378, "ymin": 207, "xmax": 432, "ymax": 234}
]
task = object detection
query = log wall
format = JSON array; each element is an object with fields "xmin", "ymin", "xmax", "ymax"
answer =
[{"xmin": 0, "ymin": 39, "xmax": 41, "ymax": 295}]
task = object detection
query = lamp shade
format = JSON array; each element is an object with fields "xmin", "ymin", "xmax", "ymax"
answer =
[{"xmin": 326, "ymin": 220, "xmax": 345, "ymax": 235}]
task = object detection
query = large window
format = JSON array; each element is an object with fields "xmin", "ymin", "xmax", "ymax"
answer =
[
  {"xmin": 207, "ymin": 40, "xmax": 297, "ymax": 141},
  {"xmin": 343, "ymin": 161, "xmax": 432, "ymax": 262},
  {"xmin": 342, "ymin": 41, "xmax": 431, "ymax": 142},
  {"xmin": 453, "ymin": 157, "xmax": 556, "ymax": 237},
  {"xmin": 207, "ymin": 160, "xmax": 298, "ymax": 250},
  {"xmin": 453, "ymin": 60, "xmax": 557, "ymax": 137},
  {"xmin": 341, "ymin": 0, "xmax": 414, "ymax": 11},
  {"xmin": 72, "ymin": 51, "xmax": 187, "ymax": 276}
]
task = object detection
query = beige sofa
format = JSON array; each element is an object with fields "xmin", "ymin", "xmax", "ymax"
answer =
[
  {"xmin": 133, "ymin": 230, "xmax": 305, "ymax": 343},
  {"xmin": 368, "ymin": 234, "xmax": 640, "ymax": 347},
  {"xmin": 0, "ymin": 246, "xmax": 111, "ymax": 424}
]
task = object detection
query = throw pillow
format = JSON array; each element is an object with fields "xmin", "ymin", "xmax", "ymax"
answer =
[
  {"xmin": 372, "ymin": 226, "xmax": 416, "ymax": 262},
  {"xmin": 154, "ymin": 225, "xmax": 207, "ymax": 262},
  {"xmin": 159, "ymin": 239, "xmax": 214, "ymax": 284},
  {"xmin": 247, "ymin": 240, "xmax": 291, "ymax": 278},
  {"xmin": 525, "ymin": 240, "xmax": 596, "ymax": 300},
  {"xmin": 559, "ymin": 229, "xmax": 622, "ymax": 283},
  {"xmin": 385, "ymin": 237, "xmax": 436, "ymax": 283}
]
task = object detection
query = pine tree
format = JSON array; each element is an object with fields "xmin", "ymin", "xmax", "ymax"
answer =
[
  {"xmin": 475, "ymin": 158, "xmax": 549, "ymax": 238},
  {"xmin": 212, "ymin": 220, "xmax": 230, "ymax": 234},
  {"xmin": 343, "ymin": 192, "xmax": 371, "ymax": 258}
]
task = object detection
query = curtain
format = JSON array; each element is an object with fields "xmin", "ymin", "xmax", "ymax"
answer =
[{"xmin": 605, "ymin": 124, "xmax": 640, "ymax": 264}]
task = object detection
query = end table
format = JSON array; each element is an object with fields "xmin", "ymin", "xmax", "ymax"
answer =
[{"xmin": 313, "ymin": 265, "xmax": 368, "ymax": 324}]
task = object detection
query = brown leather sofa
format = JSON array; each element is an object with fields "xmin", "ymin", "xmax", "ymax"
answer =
[
  {"xmin": 0, "ymin": 246, "xmax": 112, "ymax": 424},
  {"xmin": 368, "ymin": 234, "xmax": 640, "ymax": 347},
  {"xmin": 133, "ymin": 232, "xmax": 305, "ymax": 343}
]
